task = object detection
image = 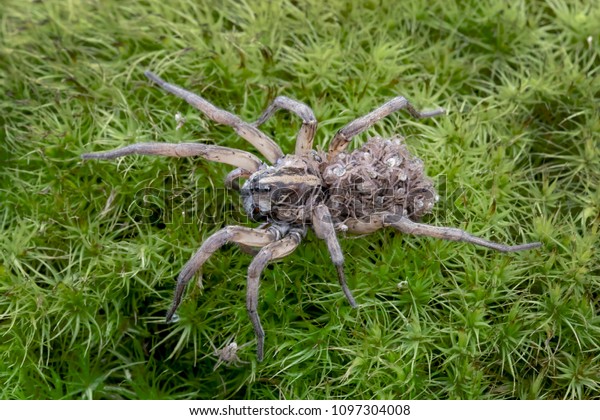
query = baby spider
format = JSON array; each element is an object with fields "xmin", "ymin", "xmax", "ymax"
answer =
[
  {"xmin": 211, "ymin": 336, "xmax": 249, "ymax": 371},
  {"xmin": 82, "ymin": 71, "xmax": 541, "ymax": 361}
]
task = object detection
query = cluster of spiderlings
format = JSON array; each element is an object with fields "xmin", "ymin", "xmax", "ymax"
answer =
[{"xmin": 321, "ymin": 136, "xmax": 436, "ymax": 223}]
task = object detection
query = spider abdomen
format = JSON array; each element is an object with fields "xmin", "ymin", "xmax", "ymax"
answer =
[
  {"xmin": 321, "ymin": 136, "xmax": 437, "ymax": 226},
  {"xmin": 241, "ymin": 137, "xmax": 437, "ymax": 228}
]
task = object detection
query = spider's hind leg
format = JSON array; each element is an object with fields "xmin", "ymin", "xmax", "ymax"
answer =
[{"xmin": 383, "ymin": 214, "xmax": 542, "ymax": 252}]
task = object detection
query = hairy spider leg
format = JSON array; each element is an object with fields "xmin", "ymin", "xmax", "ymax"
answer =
[
  {"xmin": 224, "ymin": 167, "xmax": 252, "ymax": 191},
  {"xmin": 82, "ymin": 143, "xmax": 262, "ymax": 172},
  {"xmin": 344, "ymin": 214, "xmax": 386, "ymax": 234},
  {"xmin": 382, "ymin": 214, "xmax": 542, "ymax": 252},
  {"xmin": 247, "ymin": 228, "xmax": 304, "ymax": 361},
  {"xmin": 165, "ymin": 225, "xmax": 284, "ymax": 322},
  {"xmin": 328, "ymin": 96, "xmax": 445, "ymax": 156},
  {"xmin": 223, "ymin": 96, "xmax": 317, "ymax": 190},
  {"xmin": 312, "ymin": 204, "xmax": 357, "ymax": 308},
  {"xmin": 252, "ymin": 96, "xmax": 318, "ymax": 156},
  {"xmin": 345, "ymin": 213, "xmax": 540, "ymax": 251},
  {"xmin": 144, "ymin": 71, "xmax": 284, "ymax": 164}
]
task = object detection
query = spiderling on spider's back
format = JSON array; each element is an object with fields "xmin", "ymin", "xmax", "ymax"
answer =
[{"xmin": 81, "ymin": 71, "xmax": 541, "ymax": 362}]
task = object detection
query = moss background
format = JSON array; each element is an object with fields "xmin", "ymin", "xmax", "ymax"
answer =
[{"xmin": 1, "ymin": 0, "xmax": 599, "ymax": 399}]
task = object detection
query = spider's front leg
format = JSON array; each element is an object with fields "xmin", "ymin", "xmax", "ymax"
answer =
[
  {"xmin": 328, "ymin": 96, "xmax": 445, "ymax": 157},
  {"xmin": 312, "ymin": 204, "xmax": 357, "ymax": 307},
  {"xmin": 82, "ymin": 143, "xmax": 262, "ymax": 173},
  {"xmin": 383, "ymin": 214, "xmax": 542, "ymax": 252},
  {"xmin": 144, "ymin": 71, "xmax": 284, "ymax": 164},
  {"xmin": 253, "ymin": 96, "xmax": 318, "ymax": 155},
  {"xmin": 246, "ymin": 227, "xmax": 305, "ymax": 361},
  {"xmin": 166, "ymin": 225, "xmax": 284, "ymax": 321}
]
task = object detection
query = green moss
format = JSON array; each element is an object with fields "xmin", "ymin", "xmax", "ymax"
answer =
[{"xmin": 1, "ymin": 0, "xmax": 599, "ymax": 399}]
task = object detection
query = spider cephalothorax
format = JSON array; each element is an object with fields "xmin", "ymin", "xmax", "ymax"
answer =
[
  {"xmin": 82, "ymin": 71, "xmax": 541, "ymax": 361},
  {"xmin": 241, "ymin": 154, "xmax": 323, "ymax": 224}
]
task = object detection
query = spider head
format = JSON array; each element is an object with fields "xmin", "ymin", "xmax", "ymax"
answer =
[{"xmin": 240, "ymin": 156, "xmax": 322, "ymax": 223}]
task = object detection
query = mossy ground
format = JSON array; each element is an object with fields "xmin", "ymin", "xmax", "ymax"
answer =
[{"xmin": 1, "ymin": 0, "xmax": 599, "ymax": 399}]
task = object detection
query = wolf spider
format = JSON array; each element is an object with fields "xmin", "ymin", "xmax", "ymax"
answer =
[{"xmin": 82, "ymin": 71, "xmax": 541, "ymax": 361}]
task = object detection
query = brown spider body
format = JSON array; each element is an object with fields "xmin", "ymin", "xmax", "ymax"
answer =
[
  {"xmin": 82, "ymin": 71, "xmax": 541, "ymax": 362},
  {"xmin": 242, "ymin": 136, "xmax": 437, "ymax": 230}
]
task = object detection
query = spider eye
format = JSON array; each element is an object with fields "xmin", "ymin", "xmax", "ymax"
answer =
[{"xmin": 256, "ymin": 184, "xmax": 271, "ymax": 192}]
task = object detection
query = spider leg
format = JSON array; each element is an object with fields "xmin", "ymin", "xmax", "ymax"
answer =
[
  {"xmin": 252, "ymin": 96, "xmax": 318, "ymax": 156},
  {"xmin": 328, "ymin": 96, "xmax": 445, "ymax": 156},
  {"xmin": 383, "ymin": 214, "xmax": 542, "ymax": 252},
  {"xmin": 145, "ymin": 71, "xmax": 284, "ymax": 164},
  {"xmin": 224, "ymin": 167, "xmax": 252, "ymax": 191},
  {"xmin": 247, "ymin": 227, "xmax": 304, "ymax": 361},
  {"xmin": 312, "ymin": 204, "xmax": 357, "ymax": 307},
  {"xmin": 82, "ymin": 142, "xmax": 262, "ymax": 173},
  {"xmin": 236, "ymin": 223, "xmax": 272, "ymax": 256},
  {"xmin": 344, "ymin": 214, "xmax": 385, "ymax": 234},
  {"xmin": 166, "ymin": 225, "xmax": 286, "ymax": 322}
]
